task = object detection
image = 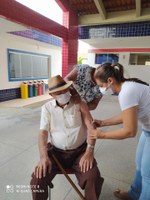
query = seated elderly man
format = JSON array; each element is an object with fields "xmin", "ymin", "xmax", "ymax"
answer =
[{"xmin": 30, "ymin": 75, "xmax": 104, "ymax": 200}]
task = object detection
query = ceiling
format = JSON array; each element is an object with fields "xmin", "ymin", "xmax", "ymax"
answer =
[
  {"xmin": 69, "ymin": 0, "xmax": 150, "ymax": 15},
  {"xmin": 63, "ymin": 0, "xmax": 150, "ymax": 50},
  {"xmin": 1, "ymin": 0, "xmax": 150, "ymax": 32},
  {"xmin": 64, "ymin": 0, "xmax": 150, "ymax": 25}
]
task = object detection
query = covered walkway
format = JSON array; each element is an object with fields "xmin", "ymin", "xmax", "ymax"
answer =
[{"xmin": 0, "ymin": 95, "xmax": 139, "ymax": 200}]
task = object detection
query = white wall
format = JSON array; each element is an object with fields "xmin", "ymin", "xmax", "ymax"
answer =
[
  {"xmin": 87, "ymin": 36, "xmax": 150, "ymax": 84},
  {"xmin": 88, "ymin": 53, "xmax": 95, "ymax": 67},
  {"xmin": 0, "ymin": 33, "xmax": 62, "ymax": 90}
]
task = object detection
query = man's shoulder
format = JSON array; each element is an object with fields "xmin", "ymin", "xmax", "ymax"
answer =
[{"xmin": 42, "ymin": 98, "xmax": 55, "ymax": 110}]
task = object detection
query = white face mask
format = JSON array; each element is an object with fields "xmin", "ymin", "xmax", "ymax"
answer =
[
  {"xmin": 99, "ymin": 87, "xmax": 107, "ymax": 95},
  {"xmin": 56, "ymin": 91, "xmax": 71, "ymax": 105},
  {"xmin": 99, "ymin": 87, "xmax": 113, "ymax": 95}
]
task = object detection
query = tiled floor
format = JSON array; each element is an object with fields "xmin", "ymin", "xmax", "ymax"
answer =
[{"xmin": 0, "ymin": 95, "xmax": 139, "ymax": 200}]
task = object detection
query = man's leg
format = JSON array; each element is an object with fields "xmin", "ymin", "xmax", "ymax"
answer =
[
  {"xmin": 73, "ymin": 157, "xmax": 104, "ymax": 200},
  {"xmin": 30, "ymin": 169, "xmax": 56, "ymax": 200},
  {"xmin": 30, "ymin": 147, "xmax": 61, "ymax": 200}
]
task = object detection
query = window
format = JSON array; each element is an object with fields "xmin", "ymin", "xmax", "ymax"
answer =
[
  {"xmin": 8, "ymin": 49, "xmax": 51, "ymax": 81},
  {"xmin": 129, "ymin": 53, "xmax": 150, "ymax": 65},
  {"xmin": 95, "ymin": 53, "xmax": 119, "ymax": 64}
]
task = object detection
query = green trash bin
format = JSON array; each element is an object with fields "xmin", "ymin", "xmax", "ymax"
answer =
[{"xmin": 33, "ymin": 81, "xmax": 38, "ymax": 96}]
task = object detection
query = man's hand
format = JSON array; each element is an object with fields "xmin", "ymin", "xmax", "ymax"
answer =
[
  {"xmin": 34, "ymin": 157, "xmax": 52, "ymax": 179},
  {"xmin": 79, "ymin": 150, "xmax": 94, "ymax": 173}
]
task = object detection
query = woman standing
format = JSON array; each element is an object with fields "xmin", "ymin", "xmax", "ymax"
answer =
[
  {"xmin": 89, "ymin": 63, "xmax": 150, "ymax": 200},
  {"xmin": 65, "ymin": 64, "xmax": 102, "ymax": 110}
]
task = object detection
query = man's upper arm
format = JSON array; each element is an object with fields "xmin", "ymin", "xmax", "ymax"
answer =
[
  {"xmin": 40, "ymin": 105, "xmax": 51, "ymax": 132},
  {"xmin": 80, "ymin": 101, "xmax": 93, "ymax": 129}
]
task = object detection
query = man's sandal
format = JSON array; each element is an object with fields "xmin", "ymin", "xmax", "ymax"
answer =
[{"xmin": 113, "ymin": 189, "xmax": 133, "ymax": 200}]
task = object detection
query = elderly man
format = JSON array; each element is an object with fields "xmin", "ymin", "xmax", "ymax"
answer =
[{"xmin": 30, "ymin": 75, "xmax": 104, "ymax": 200}]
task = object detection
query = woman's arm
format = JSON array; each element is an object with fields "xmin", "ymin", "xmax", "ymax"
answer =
[
  {"xmin": 93, "ymin": 113, "xmax": 123, "ymax": 127},
  {"xmin": 90, "ymin": 106, "xmax": 138, "ymax": 140},
  {"xmin": 102, "ymin": 113, "xmax": 123, "ymax": 126},
  {"xmin": 65, "ymin": 66, "xmax": 81, "ymax": 103},
  {"xmin": 64, "ymin": 66, "xmax": 78, "ymax": 81}
]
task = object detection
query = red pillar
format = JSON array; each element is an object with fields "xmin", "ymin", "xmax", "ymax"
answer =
[{"xmin": 62, "ymin": 10, "xmax": 78, "ymax": 77}]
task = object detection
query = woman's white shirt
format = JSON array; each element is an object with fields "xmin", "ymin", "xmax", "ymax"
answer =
[{"xmin": 118, "ymin": 81, "xmax": 150, "ymax": 131}]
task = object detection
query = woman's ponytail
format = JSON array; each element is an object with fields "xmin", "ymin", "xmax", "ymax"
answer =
[{"xmin": 95, "ymin": 62, "xmax": 149, "ymax": 86}]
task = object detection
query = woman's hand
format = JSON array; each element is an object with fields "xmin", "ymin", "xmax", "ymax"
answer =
[
  {"xmin": 89, "ymin": 129, "xmax": 104, "ymax": 139},
  {"xmin": 72, "ymin": 94, "xmax": 81, "ymax": 104},
  {"xmin": 92, "ymin": 119, "xmax": 104, "ymax": 128}
]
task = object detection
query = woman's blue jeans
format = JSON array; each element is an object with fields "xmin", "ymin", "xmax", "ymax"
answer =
[{"xmin": 128, "ymin": 130, "xmax": 150, "ymax": 200}]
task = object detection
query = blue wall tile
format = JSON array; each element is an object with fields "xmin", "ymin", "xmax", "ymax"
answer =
[
  {"xmin": 0, "ymin": 84, "xmax": 49, "ymax": 102},
  {"xmin": 0, "ymin": 88, "xmax": 21, "ymax": 102},
  {"xmin": 8, "ymin": 30, "xmax": 62, "ymax": 47},
  {"xmin": 78, "ymin": 21, "xmax": 150, "ymax": 39}
]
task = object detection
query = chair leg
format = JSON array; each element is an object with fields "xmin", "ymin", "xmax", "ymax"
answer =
[
  {"xmin": 48, "ymin": 186, "xmax": 51, "ymax": 200},
  {"xmin": 48, "ymin": 182, "xmax": 54, "ymax": 200}
]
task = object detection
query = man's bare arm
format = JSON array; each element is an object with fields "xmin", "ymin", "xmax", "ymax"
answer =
[
  {"xmin": 34, "ymin": 130, "xmax": 51, "ymax": 179},
  {"xmin": 38, "ymin": 130, "xmax": 49, "ymax": 159},
  {"xmin": 80, "ymin": 101, "xmax": 96, "ymax": 147}
]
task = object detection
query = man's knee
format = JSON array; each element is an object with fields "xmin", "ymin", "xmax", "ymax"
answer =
[{"xmin": 30, "ymin": 172, "xmax": 45, "ymax": 188}]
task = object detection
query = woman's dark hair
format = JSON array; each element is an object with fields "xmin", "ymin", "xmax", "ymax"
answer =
[{"xmin": 95, "ymin": 63, "xmax": 149, "ymax": 86}]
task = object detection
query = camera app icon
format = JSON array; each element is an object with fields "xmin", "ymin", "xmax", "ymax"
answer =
[{"xmin": 6, "ymin": 185, "xmax": 14, "ymax": 193}]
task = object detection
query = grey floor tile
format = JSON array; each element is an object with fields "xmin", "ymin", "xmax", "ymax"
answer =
[
  {"xmin": 95, "ymin": 139, "xmax": 136, "ymax": 183},
  {"xmin": 0, "ymin": 108, "xmax": 40, "ymax": 149},
  {"xmin": 100, "ymin": 176, "xmax": 130, "ymax": 200},
  {"xmin": 0, "ymin": 142, "xmax": 22, "ymax": 166},
  {"xmin": 0, "ymin": 145, "xmax": 38, "ymax": 200},
  {"xmin": 51, "ymin": 174, "xmax": 80, "ymax": 200}
]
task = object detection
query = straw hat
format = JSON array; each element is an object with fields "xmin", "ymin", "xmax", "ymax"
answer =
[{"xmin": 48, "ymin": 75, "xmax": 73, "ymax": 93}]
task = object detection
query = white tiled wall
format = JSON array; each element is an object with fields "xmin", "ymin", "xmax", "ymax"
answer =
[{"xmin": 0, "ymin": 33, "xmax": 62, "ymax": 90}]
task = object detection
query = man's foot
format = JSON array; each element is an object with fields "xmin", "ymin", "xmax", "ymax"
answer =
[{"xmin": 114, "ymin": 189, "xmax": 133, "ymax": 200}]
